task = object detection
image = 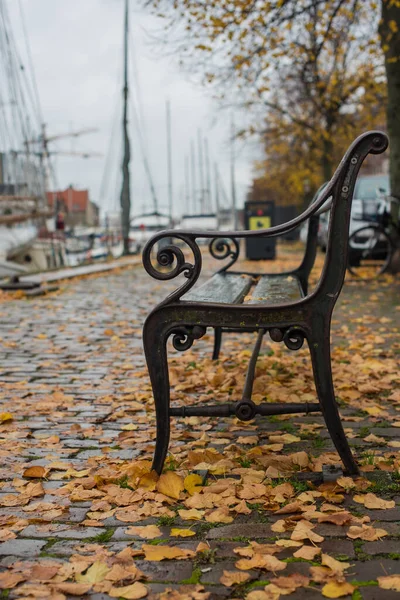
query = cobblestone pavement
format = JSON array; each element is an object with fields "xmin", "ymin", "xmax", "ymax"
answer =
[{"xmin": 0, "ymin": 249, "xmax": 400, "ymax": 600}]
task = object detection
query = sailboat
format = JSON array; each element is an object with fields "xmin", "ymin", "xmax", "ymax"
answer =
[{"xmin": 0, "ymin": 0, "xmax": 66, "ymax": 279}]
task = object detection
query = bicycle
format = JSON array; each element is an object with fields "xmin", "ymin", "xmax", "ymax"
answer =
[{"xmin": 347, "ymin": 196, "xmax": 400, "ymax": 279}]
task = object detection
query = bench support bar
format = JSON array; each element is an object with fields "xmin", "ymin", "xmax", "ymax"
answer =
[{"xmin": 169, "ymin": 401, "xmax": 321, "ymax": 420}]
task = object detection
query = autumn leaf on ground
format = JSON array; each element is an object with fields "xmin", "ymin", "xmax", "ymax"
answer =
[
  {"xmin": 317, "ymin": 512, "xmax": 352, "ymax": 526},
  {"xmin": 347, "ymin": 524, "xmax": 388, "ymax": 541},
  {"xmin": 0, "ymin": 572, "xmax": 25, "ymax": 589},
  {"xmin": 142, "ymin": 544, "xmax": 195, "ymax": 561},
  {"xmin": 321, "ymin": 554, "xmax": 351, "ymax": 575},
  {"xmin": 353, "ymin": 493, "xmax": 395, "ymax": 509},
  {"xmin": 293, "ymin": 546, "xmax": 321, "ymax": 560},
  {"xmin": 76, "ymin": 561, "xmax": 110, "ymax": 584},
  {"xmin": 219, "ymin": 570, "xmax": 250, "ymax": 586},
  {"xmin": 336, "ymin": 477, "xmax": 356, "ymax": 491},
  {"xmin": 23, "ymin": 466, "xmax": 48, "ymax": 479},
  {"xmin": 124, "ymin": 525, "xmax": 161, "ymax": 539},
  {"xmin": 377, "ymin": 575, "xmax": 400, "ymax": 591},
  {"xmin": 270, "ymin": 574, "xmax": 310, "ymax": 594},
  {"xmin": 156, "ymin": 472, "xmax": 184, "ymax": 499},
  {"xmin": 321, "ymin": 580, "xmax": 355, "ymax": 598},
  {"xmin": 0, "ymin": 412, "xmax": 13, "ymax": 422},
  {"xmin": 170, "ymin": 528, "xmax": 196, "ymax": 537},
  {"xmin": 291, "ymin": 520, "xmax": 324, "ymax": 543},
  {"xmin": 205, "ymin": 507, "xmax": 233, "ymax": 523},
  {"xmin": 178, "ymin": 508, "xmax": 205, "ymax": 520},
  {"xmin": 109, "ymin": 582, "xmax": 148, "ymax": 599},
  {"xmin": 55, "ymin": 583, "xmax": 92, "ymax": 595},
  {"xmin": 184, "ymin": 473, "xmax": 203, "ymax": 495},
  {"xmin": 247, "ymin": 585, "xmax": 281, "ymax": 600},
  {"xmin": 236, "ymin": 554, "xmax": 286, "ymax": 572}
]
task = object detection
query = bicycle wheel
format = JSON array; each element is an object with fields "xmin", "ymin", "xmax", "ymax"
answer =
[{"xmin": 348, "ymin": 225, "xmax": 392, "ymax": 279}]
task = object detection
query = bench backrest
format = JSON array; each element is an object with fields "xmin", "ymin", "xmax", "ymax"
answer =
[{"xmin": 312, "ymin": 131, "xmax": 388, "ymax": 304}]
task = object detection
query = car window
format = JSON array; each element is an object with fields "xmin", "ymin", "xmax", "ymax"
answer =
[{"xmin": 354, "ymin": 176, "xmax": 390, "ymax": 200}]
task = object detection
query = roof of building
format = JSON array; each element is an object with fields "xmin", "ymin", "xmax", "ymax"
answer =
[{"xmin": 47, "ymin": 187, "xmax": 89, "ymax": 213}]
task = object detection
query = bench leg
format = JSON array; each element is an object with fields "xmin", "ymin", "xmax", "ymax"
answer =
[
  {"xmin": 143, "ymin": 317, "xmax": 170, "ymax": 475},
  {"xmin": 212, "ymin": 327, "xmax": 223, "ymax": 360},
  {"xmin": 309, "ymin": 325, "xmax": 359, "ymax": 475}
]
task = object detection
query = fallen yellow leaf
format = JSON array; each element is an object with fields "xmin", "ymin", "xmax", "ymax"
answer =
[
  {"xmin": 184, "ymin": 474, "xmax": 203, "ymax": 495},
  {"xmin": 23, "ymin": 466, "xmax": 48, "ymax": 479},
  {"xmin": 377, "ymin": 575, "xmax": 400, "ymax": 591},
  {"xmin": 219, "ymin": 570, "xmax": 250, "ymax": 586},
  {"xmin": 293, "ymin": 546, "xmax": 321, "ymax": 560},
  {"xmin": 347, "ymin": 524, "xmax": 388, "ymax": 541},
  {"xmin": 0, "ymin": 412, "xmax": 13, "ymax": 423},
  {"xmin": 354, "ymin": 493, "xmax": 395, "ymax": 510},
  {"xmin": 321, "ymin": 554, "xmax": 351, "ymax": 575},
  {"xmin": 76, "ymin": 561, "xmax": 110, "ymax": 584},
  {"xmin": 236, "ymin": 554, "xmax": 286, "ymax": 572},
  {"xmin": 142, "ymin": 544, "xmax": 195, "ymax": 561},
  {"xmin": 321, "ymin": 581, "xmax": 355, "ymax": 598},
  {"xmin": 156, "ymin": 472, "xmax": 184, "ymax": 499},
  {"xmin": 124, "ymin": 525, "xmax": 161, "ymax": 540},
  {"xmin": 56, "ymin": 583, "xmax": 92, "ymax": 596},
  {"xmin": 109, "ymin": 582, "xmax": 148, "ymax": 599},
  {"xmin": 205, "ymin": 507, "xmax": 233, "ymax": 523},
  {"xmin": 170, "ymin": 528, "xmax": 196, "ymax": 538}
]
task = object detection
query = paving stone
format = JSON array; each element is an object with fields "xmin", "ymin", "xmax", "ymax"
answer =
[
  {"xmin": 360, "ymin": 587, "xmax": 400, "ymax": 600},
  {"xmin": 351, "ymin": 559, "xmax": 400, "ymax": 580},
  {"xmin": 209, "ymin": 541, "xmax": 248, "ymax": 558},
  {"xmin": 0, "ymin": 539, "xmax": 46, "ymax": 557},
  {"xmin": 199, "ymin": 561, "xmax": 259, "ymax": 584},
  {"xmin": 206, "ymin": 523, "xmax": 274, "ymax": 540},
  {"xmin": 146, "ymin": 584, "xmax": 231, "ymax": 599},
  {"xmin": 20, "ymin": 524, "xmax": 105, "ymax": 540},
  {"xmin": 321, "ymin": 539, "xmax": 355, "ymax": 558},
  {"xmin": 134, "ymin": 560, "xmax": 194, "ymax": 583},
  {"xmin": 363, "ymin": 541, "xmax": 400, "ymax": 555}
]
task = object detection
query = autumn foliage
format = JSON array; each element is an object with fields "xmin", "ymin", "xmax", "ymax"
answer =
[{"xmin": 148, "ymin": 0, "xmax": 398, "ymax": 204}]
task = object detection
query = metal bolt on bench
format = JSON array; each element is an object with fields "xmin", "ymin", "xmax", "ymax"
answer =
[{"xmin": 142, "ymin": 131, "xmax": 388, "ymax": 476}]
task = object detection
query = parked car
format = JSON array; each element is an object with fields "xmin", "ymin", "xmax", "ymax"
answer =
[{"xmin": 315, "ymin": 174, "xmax": 390, "ymax": 252}]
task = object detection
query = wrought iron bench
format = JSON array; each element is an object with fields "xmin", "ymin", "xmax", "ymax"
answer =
[{"xmin": 142, "ymin": 131, "xmax": 388, "ymax": 476}]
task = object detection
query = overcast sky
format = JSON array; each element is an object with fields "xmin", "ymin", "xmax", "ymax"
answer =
[{"xmin": 7, "ymin": 0, "xmax": 260, "ymax": 219}]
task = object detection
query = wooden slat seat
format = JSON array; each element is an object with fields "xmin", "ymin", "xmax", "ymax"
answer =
[
  {"xmin": 246, "ymin": 274, "xmax": 303, "ymax": 305},
  {"xmin": 183, "ymin": 272, "xmax": 253, "ymax": 304},
  {"xmin": 184, "ymin": 273, "xmax": 303, "ymax": 306}
]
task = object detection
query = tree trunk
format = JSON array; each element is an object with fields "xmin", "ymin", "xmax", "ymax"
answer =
[
  {"xmin": 380, "ymin": 0, "xmax": 400, "ymax": 200},
  {"xmin": 322, "ymin": 135, "xmax": 334, "ymax": 182}
]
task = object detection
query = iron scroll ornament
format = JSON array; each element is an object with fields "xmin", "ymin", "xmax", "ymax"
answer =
[
  {"xmin": 209, "ymin": 237, "xmax": 240, "ymax": 272},
  {"xmin": 142, "ymin": 234, "xmax": 203, "ymax": 304},
  {"xmin": 171, "ymin": 325, "xmax": 207, "ymax": 351}
]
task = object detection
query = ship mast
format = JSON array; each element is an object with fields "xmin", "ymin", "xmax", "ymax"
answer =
[{"xmin": 120, "ymin": 0, "xmax": 131, "ymax": 255}]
